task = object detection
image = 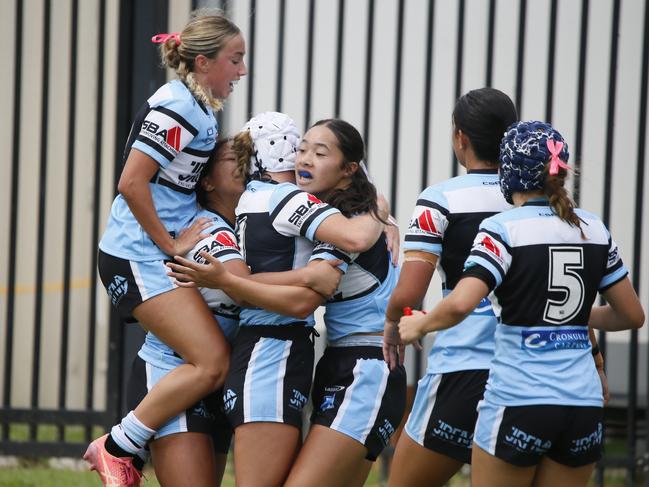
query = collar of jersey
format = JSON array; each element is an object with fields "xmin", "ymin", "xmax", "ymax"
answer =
[
  {"xmin": 522, "ymin": 197, "xmax": 550, "ymax": 207},
  {"xmin": 467, "ymin": 168, "xmax": 498, "ymax": 174}
]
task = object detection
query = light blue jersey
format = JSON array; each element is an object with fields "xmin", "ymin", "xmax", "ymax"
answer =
[
  {"xmin": 463, "ymin": 199, "xmax": 628, "ymax": 406},
  {"xmin": 310, "ymin": 236, "xmax": 398, "ymax": 341},
  {"xmin": 100, "ymin": 80, "xmax": 218, "ymax": 261},
  {"xmin": 138, "ymin": 209, "xmax": 243, "ymax": 369},
  {"xmin": 235, "ymin": 180, "xmax": 342, "ymax": 327},
  {"xmin": 403, "ymin": 170, "xmax": 511, "ymax": 373}
]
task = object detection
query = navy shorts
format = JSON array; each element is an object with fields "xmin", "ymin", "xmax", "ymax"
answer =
[
  {"xmin": 473, "ymin": 400, "xmax": 603, "ymax": 467},
  {"xmin": 223, "ymin": 325, "xmax": 315, "ymax": 429},
  {"xmin": 127, "ymin": 356, "xmax": 233, "ymax": 454},
  {"xmin": 404, "ymin": 370, "xmax": 489, "ymax": 464},
  {"xmin": 310, "ymin": 344, "xmax": 407, "ymax": 461},
  {"xmin": 98, "ymin": 249, "xmax": 176, "ymax": 323}
]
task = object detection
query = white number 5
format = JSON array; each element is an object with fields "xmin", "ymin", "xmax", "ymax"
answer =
[{"xmin": 543, "ymin": 247, "xmax": 585, "ymax": 324}]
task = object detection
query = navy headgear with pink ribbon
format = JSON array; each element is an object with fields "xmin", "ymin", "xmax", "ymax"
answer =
[{"xmin": 499, "ymin": 120, "xmax": 571, "ymax": 204}]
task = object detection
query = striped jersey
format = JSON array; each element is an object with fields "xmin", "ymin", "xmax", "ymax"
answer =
[
  {"xmin": 100, "ymin": 79, "xmax": 218, "ymax": 261},
  {"xmin": 235, "ymin": 180, "xmax": 342, "ymax": 327},
  {"xmin": 311, "ymin": 235, "xmax": 398, "ymax": 342},
  {"xmin": 463, "ymin": 199, "xmax": 628, "ymax": 406},
  {"xmin": 403, "ymin": 169, "xmax": 512, "ymax": 373},
  {"xmin": 139, "ymin": 209, "xmax": 243, "ymax": 369}
]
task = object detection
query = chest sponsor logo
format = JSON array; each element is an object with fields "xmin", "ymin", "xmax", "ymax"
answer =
[{"xmin": 521, "ymin": 328, "xmax": 589, "ymax": 351}]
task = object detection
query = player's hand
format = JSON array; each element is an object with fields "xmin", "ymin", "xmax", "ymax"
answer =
[
  {"xmin": 171, "ymin": 218, "xmax": 211, "ymax": 256},
  {"xmin": 383, "ymin": 318, "xmax": 405, "ymax": 369},
  {"xmin": 303, "ymin": 260, "xmax": 343, "ymax": 299},
  {"xmin": 383, "ymin": 223, "xmax": 400, "ymax": 267},
  {"xmin": 398, "ymin": 310, "xmax": 429, "ymax": 345},
  {"xmin": 167, "ymin": 251, "xmax": 227, "ymax": 289},
  {"xmin": 597, "ymin": 365, "xmax": 610, "ymax": 405}
]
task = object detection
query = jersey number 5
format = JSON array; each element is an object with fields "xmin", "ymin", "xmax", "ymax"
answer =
[{"xmin": 543, "ymin": 247, "xmax": 585, "ymax": 324}]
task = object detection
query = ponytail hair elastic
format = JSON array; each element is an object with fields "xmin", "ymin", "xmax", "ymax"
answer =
[{"xmin": 151, "ymin": 32, "xmax": 181, "ymax": 45}]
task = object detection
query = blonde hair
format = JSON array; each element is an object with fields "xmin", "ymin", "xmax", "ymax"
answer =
[
  {"xmin": 159, "ymin": 9, "xmax": 240, "ymax": 111},
  {"xmin": 232, "ymin": 130, "xmax": 255, "ymax": 180}
]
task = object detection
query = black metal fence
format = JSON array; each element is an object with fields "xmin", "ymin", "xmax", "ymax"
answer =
[{"xmin": 1, "ymin": 1, "xmax": 647, "ymax": 485}]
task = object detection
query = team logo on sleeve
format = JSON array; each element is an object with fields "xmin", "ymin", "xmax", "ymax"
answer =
[
  {"xmin": 165, "ymin": 126, "xmax": 181, "ymax": 151},
  {"xmin": 479, "ymin": 236, "xmax": 500, "ymax": 257},
  {"xmin": 607, "ymin": 242, "xmax": 620, "ymax": 267},
  {"xmin": 191, "ymin": 230, "xmax": 240, "ymax": 262},
  {"xmin": 408, "ymin": 208, "xmax": 442, "ymax": 237},
  {"xmin": 288, "ymin": 193, "xmax": 328, "ymax": 226}
]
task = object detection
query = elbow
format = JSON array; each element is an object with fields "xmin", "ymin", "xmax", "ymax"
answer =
[
  {"xmin": 341, "ymin": 234, "xmax": 375, "ymax": 254},
  {"xmin": 292, "ymin": 302, "xmax": 319, "ymax": 320},
  {"xmin": 631, "ymin": 307, "xmax": 645, "ymax": 330},
  {"xmin": 117, "ymin": 175, "xmax": 135, "ymax": 199}
]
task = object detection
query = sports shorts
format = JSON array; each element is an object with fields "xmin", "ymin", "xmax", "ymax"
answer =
[
  {"xmin": 223, "ymin": 324, "xmax": 315, "ymax": 429},
  {"xmin": 98, "ymin": 249, "xmax": 176, "ymax": 323},
  {"xmin": 127, "ymin": 355, "xmax": 232, "ymax": 454},
  {"xmin": 310, "ymin": 340, "xmax": 407, "ymax": 461},
  {"xmin": 404, "ymin": 369, "xmax": 489, "ymax": 464},
  {"xmin": 473, "ymin": 399, "xmax": 603, "ymax": 467}
]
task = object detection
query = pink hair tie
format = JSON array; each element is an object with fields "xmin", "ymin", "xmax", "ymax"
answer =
[
  {"xmin": 151, "ymin": 32, "xmax": 181, "ymax": 45},
  {"xmin": 546, "ymin": 139, "xmax": 570, "ymax": 176}
]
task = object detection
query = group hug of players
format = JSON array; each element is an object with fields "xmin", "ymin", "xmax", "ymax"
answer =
[{"xmin": 82, "ymin": 9, "xmax": 645, "ymax": 487}]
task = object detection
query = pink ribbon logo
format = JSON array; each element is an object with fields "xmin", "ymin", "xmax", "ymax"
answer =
[{"xmin": 547, "ymin": 139, "xmax": 570, "ymax": 176}]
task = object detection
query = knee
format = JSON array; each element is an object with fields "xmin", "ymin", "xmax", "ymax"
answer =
[{"xmin": 198, "ymin": 353, "xmax": 230, "ymax": 391}]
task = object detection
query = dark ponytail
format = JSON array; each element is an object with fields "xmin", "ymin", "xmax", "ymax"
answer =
[{"xmin": 543, "ymin": 166, "xmax": 584, "ymax": 236}]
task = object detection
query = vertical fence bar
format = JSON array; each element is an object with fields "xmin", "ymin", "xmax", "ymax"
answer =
[
  {"xmin": 30, "ymin": 0, "xmax": 52, "ymax": 441},
  {"xmin": 573, "ymin": 0, "xmax": 589, "ymax": 208},
  {"xmin": 485, "ymin": 0, "xmax": 496, "ymax": 88},
  {"xmin": 634, "ymin": 0, "xmax": 649, "ymax": 471},
  {"xmin": 515, "ymin": 0, "xmax": 527, "ymax": 114},
  {"xmin": 59, "ymin": 0, "xmax": 79, "ymax": 439},
  {"xmin": 421, "ymin": 0, "xmax": 435, "ymax": 191},
  {"xmin": 389, "ymin": 0, "xmax": 405, "ymax": 211},
  {"xmin": 86, "ymin": 0, "xmax": 106, "ymax": 441},
  {"xmin": 334, "ymin": 0, "xmax": 345, "ymax": 118},
  {"xmin": 451, "ymin": 0, "xmax": 464, "ymax": 178},
  {"xmin": 631, "ymin": 0, "xmax": 648, "ymax": 482},
  {"xmin": 275, "ymin": 0, "xmax": 286, "ymax": 112},
  {"xmin": 304, "ymin": 0, "xmax": 316, "ymax": 131},
  {"xmin": 544, "ymin": 0, "xmax": 557, "ymax": 123},
  {"xmin": 246, "ymin": 0, "xmax": 256, "ymax": 118},
  {"xmin": 362, "ymin": 0, "xmax": 375, "ymax": 153},
  {"xmin": 2, "ymin": 0, "xmax": 23, "ymax": 443}
]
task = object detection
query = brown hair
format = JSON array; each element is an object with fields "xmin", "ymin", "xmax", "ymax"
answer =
[
  {"xmin": 159, "ymin": 9, "xmax": 240, "ymax": 111},
  {"xmin": 543, "ymin": 166, "xmax": 585, "ymax": 237}
]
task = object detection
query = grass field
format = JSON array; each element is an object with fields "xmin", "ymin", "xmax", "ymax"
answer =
[{"xmin": 0, "ymin": 424, "xmax": 638, "ymax": 486}]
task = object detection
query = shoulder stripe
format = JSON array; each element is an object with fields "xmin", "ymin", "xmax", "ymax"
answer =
[
  {"xmin": 404, "ymin": 234, "xmax": 443, "ymax": 245},
  {"xmin": 270, "ymin": 190, "xmax": 303, "ymax": 221},
  {"xmin": 137, "ymin": 135, "xmax": 175, "ymax": 161},
  {"xmin": 300, "ymin": 206, "xmax": 333, "ymax": 237},
  {"xmin": 153, "ymin": 106, "xmax": 199, "ymax": 136},
  {"xmin": 415, "ymin": 199, "xmax": 449, "ymax": 216},
  {"xmin": 184, "ymin": 146, "xmax": 212, "ymax": 157}
]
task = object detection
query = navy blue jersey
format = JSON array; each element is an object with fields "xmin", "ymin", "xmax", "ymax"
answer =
[
  {"xmin": 310, "ymin": 235, "xmax": 398, "ymax": 341},
  {"xmin": 463, "ymin": 199, "xmax": 628, "ymax": 406},
  {"xmin": 100, "ymin": 80, "xmax": 218, "ymax": 261},
  {"xmin": 235, "ymin": 180, "xmax": 342, "ymax": 327},
  {"xmin": 403, "ymin": 170, "xmax": 512, "ymax": 373}
]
